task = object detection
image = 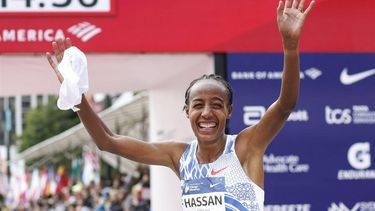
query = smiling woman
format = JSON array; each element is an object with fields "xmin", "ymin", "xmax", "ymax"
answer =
[
  {"xmin": 183, "ymin": 76, "xmax": 233, "ymax": 149},
  {"xmin": 46, "ymin": 0, "xmax": 315, "ymax": 210}
]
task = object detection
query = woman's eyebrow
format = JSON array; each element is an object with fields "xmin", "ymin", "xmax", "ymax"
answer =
[
  {"xmin": 191, "ymin": 97, "xmax": 224, "ymax": 103},
  {"xmin": 191, "ymin": 98, "xmax": 203, "ymax": 103},
  {"xmin": 212, "ymin": 96, "xmax": 224, "ymax": 102}
]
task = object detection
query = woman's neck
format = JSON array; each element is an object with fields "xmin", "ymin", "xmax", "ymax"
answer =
[{"xmin": 196, "ymin": 135, "xmax": 227, "ymax": 164}]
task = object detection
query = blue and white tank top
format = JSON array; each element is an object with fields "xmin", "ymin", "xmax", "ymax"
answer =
[{"xmin": 179, "ymin": 135, "xmax": 264, "ymax": 211}]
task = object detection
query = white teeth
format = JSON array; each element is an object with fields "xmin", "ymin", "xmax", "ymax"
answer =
[{"xmin": 199, "ymin": 122, "xmax": 216, "ymax": 128}]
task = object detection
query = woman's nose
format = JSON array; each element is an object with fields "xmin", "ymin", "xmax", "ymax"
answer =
[{"xmin": 201, "ymin": 105, "xmax": 213, "ymax": 117}]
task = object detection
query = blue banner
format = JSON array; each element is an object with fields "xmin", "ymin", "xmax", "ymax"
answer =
[{"xmin": 226, "ymin": 53, "xmax": 375, "ymax": 210}]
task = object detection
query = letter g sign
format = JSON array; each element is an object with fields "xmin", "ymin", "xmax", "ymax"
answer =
[{"xmin": 348, "ymin": 142, "xmax": 371, "ymax": 170}]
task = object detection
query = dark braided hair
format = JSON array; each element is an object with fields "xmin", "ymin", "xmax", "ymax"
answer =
[{"xmin": 184, "ymin": 74, "xmax": 233, "ymax": 110}]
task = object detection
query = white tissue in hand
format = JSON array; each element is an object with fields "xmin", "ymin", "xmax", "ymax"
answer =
[{"xmin": 57, "ymin": 46, "xmax": 89, "ymax": 111}]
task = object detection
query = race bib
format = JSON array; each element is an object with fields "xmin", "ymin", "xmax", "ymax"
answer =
[{"xmin": 182, "ymin": 177, "xmax": 226, "ymax": 211}]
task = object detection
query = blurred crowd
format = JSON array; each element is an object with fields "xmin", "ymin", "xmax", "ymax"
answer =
[{"xmin": 0, "ymin": 167, "xmax": 151, "ymax": 211}]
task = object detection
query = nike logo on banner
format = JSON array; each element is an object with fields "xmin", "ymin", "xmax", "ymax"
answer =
[
  {"xmin": 211, "ymin": 166, "xmax": 228, "ymax": 176},
  {"xmin": 340, "ymin": 68, "xmax": 375, "ymax": 85}
]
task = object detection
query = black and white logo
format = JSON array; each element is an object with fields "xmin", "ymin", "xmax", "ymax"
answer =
[
  {"xmin": 0, "ymin": 28, "xmax": 65, "ymax": 42},
  {"xmin": 325, "ymin": 106, "xmax": 352, "ymax": 125},
  {"xmin": 243, "ymin": 106, "xmax": 309, "ymax": 126},
  {"xmin": 340, "ymin": 68, "xmax": 375, "ymax": 85},
  {"xmin": 348, "ymin": 142, "xmax": 371, "ymax": 170},
  {"xmin": 0, "ymin": 22, "xmax": 101, "ymax": 43},
  {"xmin": 264, "ymin": 204, "xmax": 311, "ymax": 211},
  {"xmin": 243, "ymin": 106, "xmax": 266, "ymax": 126},
  {"xmin": 67, "ymin": 22, "xmax": 102, "ymax": 42},
  {"xmin": 328, "ymin": 201, "xmax": 375, "ymax": 211},
  {"xmin": 337, "ymin": 142, "xmax": 375, "ymax": 180},
  {"xmin": 263, "ymin": 154, "xmax": 310, "ymax": 174},
  {"xmin": 231, "ymin": 68, "xmax": 322, "ymax": 80},
  {"xmin": 325, "ymin": 105, "xmax": 375, "ymax": 125},
  {"xmin": 304, "ymin": 68, "xmax": 322, "ymax": 80}
]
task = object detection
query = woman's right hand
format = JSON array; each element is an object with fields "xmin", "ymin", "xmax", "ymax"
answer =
[{"xmin": 46, "ymin": 38, "xmax": 72, "ymax": 84}]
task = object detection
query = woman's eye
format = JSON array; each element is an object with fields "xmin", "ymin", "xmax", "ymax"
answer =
[
  {"xmin": 193, "ymin": 104, "xmax": 203, "ymax": 109},
  {"xmin": 212, "ymin": 104, "xmax": 223, "ymax": 109}
]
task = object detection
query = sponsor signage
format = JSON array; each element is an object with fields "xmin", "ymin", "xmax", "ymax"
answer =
[
  {"xmin": 0, "ymin": 22, "xmax": 102, "ymax": 43},
  {"xmin": 328, "ymin": 201, "xmax": 375, "ymax": 211},
  {"xmin": 227, "ymin": 53, "xmax": 375, "ymax": 210},
  {"xmin": 243, "ymin": 106, "xmax": 309, "ymax": 126},
  {"xmin": 337, "ymin": 142, "xmax": 375, "ymax": 180},
  {"xmin": 325, "ymin": 105, "xmax": 375, "ymax": 125},
  {"xmin": 0, "ymin": 0, "xmax": 113, "ymax": 14},
  {"xmin": 264, "ymin": 204, "xmax": 311, "ymax": 211},
  {"xmin": 264, "ymin": 154, "xmax": 310, "ymax": 174},
  {"xmin": 1, "ymin": 1, "xmax": 375, "ymax": 52}
]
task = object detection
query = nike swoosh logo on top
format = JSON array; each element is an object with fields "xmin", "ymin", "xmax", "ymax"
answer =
[
  {"xmin": 209, "ymin": 183, "xmax": 221, "ymax": 188},
  {"xmin": 211, "ymin": 166, "xmax": 228, "ymax": 176},
  {"xmin": 340, "ymin": 68, "xmax": 375, "ymax": 85}
]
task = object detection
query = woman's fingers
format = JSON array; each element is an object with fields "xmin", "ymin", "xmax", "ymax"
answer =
[
  {"xmin": 52, "ymin": 41, "xmax": 62, "ymax": 63},
  {"xmin": 48, "ymin": 37, "xmax": 72, "ymax": 84},
  {"xmin": 277, "ymin": 0, "xmax": 284, "ymax": 17},
  {"xmin": 303, "ymin": 1, "xmax": 315, "ymax": 15},
  {"xmin": 57, "ymin": 39, "xmax": 65, "ymax": 62},
  {"xmin": 66, "ymin": 37, "xmax": 72, "ymax": 48},
  {"xmin": 282, "ymin": 0, "xmax": 313, "ymax": 13},
  {"xmin": 46, "ymin": 52, "xmax": 64, "ymax": 83},
  {"xmin": 292, "ymin": 0, "xmax": 298, "ymax": 9},
  {"xmin": 284, "ymin": 0, "xmax": 291, "ymax": 10},
  {"xmin": 298, "ymin": 0, "xmax": 306, "ymax": 11},
  {"xmin": 46, "ymin": 52, "xmax": 57, "ymax": 70},
  {"xmin": 53, "ymin": 38, "xmax": 71, "ymax": 63},
  {"xmin": 58, "ymin": 39, "xmax": 65, "ymax": 52}
]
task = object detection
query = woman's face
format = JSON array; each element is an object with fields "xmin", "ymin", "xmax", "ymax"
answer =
[{"xmin": 185, "ymin": 80, "xmax": 232, "ymax": 143}]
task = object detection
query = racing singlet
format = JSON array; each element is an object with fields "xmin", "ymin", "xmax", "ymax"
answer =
[{"xmin": 179, "ymin": 135, "xmax": 264, "ymax": 211}]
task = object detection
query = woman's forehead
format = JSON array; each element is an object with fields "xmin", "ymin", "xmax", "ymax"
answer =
[{"xmin": 189, "ymin": 80, "xmax": 228, "ymax": 99}]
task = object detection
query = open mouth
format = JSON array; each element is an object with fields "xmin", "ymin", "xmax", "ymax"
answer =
[{"xmin": 198, "ymin": 122, "xmax": 217, "ymax": 129}]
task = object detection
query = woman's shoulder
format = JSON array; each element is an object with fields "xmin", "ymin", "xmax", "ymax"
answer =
[{"xmin": 160, "ymin": 140, "xmax": 190, "ymax": 151}]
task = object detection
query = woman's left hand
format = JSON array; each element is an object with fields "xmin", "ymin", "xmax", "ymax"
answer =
[{"xmin": 277, "ymin": 0, "xmax": 315, "ymax": 50}]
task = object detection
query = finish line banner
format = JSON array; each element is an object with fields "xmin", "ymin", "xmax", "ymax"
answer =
[
  {"xmin": 2, "ymin": 0, "xmax": 375, "ymax": 53},
  {"xmin": 226, "ymin": 53, "xmax": 375, "ymax": 210}
]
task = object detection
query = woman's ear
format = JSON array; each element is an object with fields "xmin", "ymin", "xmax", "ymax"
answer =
[
  {"xmin": 227, "ymin": 104, "xmax": 233, "ymax": 119},
  {"xmin": 184, "ymin": 105, "xmax": 189, "ymax": 118}
]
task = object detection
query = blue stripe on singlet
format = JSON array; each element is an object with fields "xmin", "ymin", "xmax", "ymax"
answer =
[
  {"xmin": 224, "ymin": 135, "xmax": 235, "ymax": 154},
  {"xmin": 224, "ymin": 195, "xmax": 249, "ymax": 211}
]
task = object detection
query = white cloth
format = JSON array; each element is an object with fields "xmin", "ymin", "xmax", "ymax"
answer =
[{"xmin": 57, "ymin": 46, "xmax": 89, "ymax": 111}]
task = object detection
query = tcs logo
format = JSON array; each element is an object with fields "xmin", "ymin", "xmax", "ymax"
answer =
[
  {"xmin": 348, "ymin": 142, "xmax": 371, "ymax": 170},
  {"xmin": 325, "ymin": 106, "xmax": 352, "ymax": 125}
]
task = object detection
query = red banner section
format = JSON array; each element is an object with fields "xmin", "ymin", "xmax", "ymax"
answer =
[{"xmin": 0, "ymin": 0, "xmax": 375, "ymax": 53}]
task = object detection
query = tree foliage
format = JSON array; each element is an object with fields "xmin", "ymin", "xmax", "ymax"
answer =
[{"xmin": 20, "ymin": 99, "xmax": 80, "ymax": 151}]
